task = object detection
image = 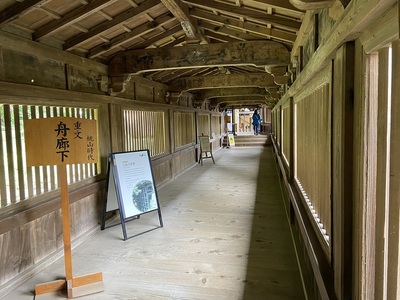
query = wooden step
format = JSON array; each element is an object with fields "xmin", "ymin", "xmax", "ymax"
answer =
[{"xmin": 223, "ymin": 134, "xmax": 271, "ymax": 147}]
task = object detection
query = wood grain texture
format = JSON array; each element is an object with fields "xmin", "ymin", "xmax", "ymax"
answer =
[{"xmin": 3, "ymin": 147, "xmax": 305, "ymax": 300}]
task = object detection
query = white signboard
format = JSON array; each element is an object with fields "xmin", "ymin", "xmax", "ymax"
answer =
[{"xmin": 101, "ymin": 150, "xmax": 163, "ymax": 240}]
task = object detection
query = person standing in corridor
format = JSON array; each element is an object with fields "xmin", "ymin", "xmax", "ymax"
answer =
[{"xmin": 252, "ymin": 109, "xmax": 261, "ymax": 135}]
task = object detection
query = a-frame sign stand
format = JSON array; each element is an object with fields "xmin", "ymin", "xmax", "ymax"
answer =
[
  {"xmin": 101, "ymin": 150, "xmax": 163, "ymax": 241},
  {"xmin": 24, "ymin": 117, "xmax": 104, "ymax": 299}
]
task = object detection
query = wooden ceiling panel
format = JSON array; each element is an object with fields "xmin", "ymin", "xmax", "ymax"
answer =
[
  {"xmin": 43, "ymin": 0, "xmax": 83, "ymax": 15},
  {"xmin": 0, "ymin": 0, "xmax": 305, "ymax": 108},
  {"xmin": 99, "ymin": 0, "xmax": 140, "ymax": 17},
  {"xmin": 10, "ymin": 8, "xmax": 56, "ymax": 30}
]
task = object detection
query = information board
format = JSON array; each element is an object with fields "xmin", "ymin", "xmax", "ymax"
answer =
[{"xmin": 101, "ymin": 150, "xmax": 163, "ymax": 240}]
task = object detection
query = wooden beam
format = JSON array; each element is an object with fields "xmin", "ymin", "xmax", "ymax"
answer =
[
  {"xmin": 0, "ymin": 0, "xmax": 49, "ymax": 25},
  {"xmin": 211, "ymin": 98, "xmax": 276, "ymax": 109},
  {"xmin": 129, "ymin": 24, "xmax": 182, "ymax": 50},
  {"xmin": 160, "ymin": 0, "xmax": 206, "ymax": 42},
  {"xmin": 183, "ymin": 0, "xmax": 301, "ymax": 31},
  {"xmin": 191, "ymin": 8, "xmax": 296, "ymax": 44},
  {"xmin": 203, "ymin": 30, "xmax": 239, "ymax": 43},
  {"xmin": 289, "ymin": 0, "xmax": 335, "ymax": 10},
  {"xmin": 211, "ymin": 96, "xmax": 268, "ymax": 104},
  {"xmin": 109, "ymin": 40, "xmax": 290, "ymax": 76},
  {"xmin": 287, "ymin": 0, "xmax": 397, "ymax": 98},
  {"xmin": 168, "ymin": 73, "xmax": 277, "ymax": 91},
  {"xmin": 196, "ymin": 87, "xmax": 268, "ymax": 99},
  {"xmin": 248, "ymin": 0, "xmax": 301, "ymax": 13},
  {"xmin": 33, "ymin": 0, "xmax": 117, "ymax": 41},
  {"xmin": 63, "ymin": 0, "xmax": 161, "ymax": 51},
  {"xmin": 199, "ymin": 22, "xmax": 253, "ymax": 41}
]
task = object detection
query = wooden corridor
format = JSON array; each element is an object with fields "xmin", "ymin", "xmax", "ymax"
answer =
[{"xmin": 3, "ymin": 147, "xmax": 305, "ymax": 300}]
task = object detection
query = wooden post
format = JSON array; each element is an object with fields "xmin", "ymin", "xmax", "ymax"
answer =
[
  {"xmin": 387, "ymin": 39, "xmax": 400, "ymax": 300},
  {"xmin": 24, "ymin": 117, "xmax": 104, "ymax": 299},
  {"xmin": 332, "ymin": 42, "xmax": 354, "ymax": 300},
  {"xmin": 60, "ymin": 165, "xmax": 74, "ymax": 296},
  {"xmin": 374, "ymin": 47, "xmax": 390, "ymax": 300}
]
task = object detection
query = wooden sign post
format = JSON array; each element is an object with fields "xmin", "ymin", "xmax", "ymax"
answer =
[{"xmin": 24, "ymin": 117, "xmax": 104, "ymax": 299}]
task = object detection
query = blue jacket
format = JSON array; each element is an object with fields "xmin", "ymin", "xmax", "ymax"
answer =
[{"xmin": 252, "ymin": 113, "xmax": 261, "ymax": 126}]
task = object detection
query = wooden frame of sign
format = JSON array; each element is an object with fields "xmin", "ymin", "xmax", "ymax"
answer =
[
  {"xmin": 24, "ymin": 117, "xmax": 104, "ymax": 299},
  {"xmin": 101, "ymin": 150, "xmax": 163, "ymax": 241}
]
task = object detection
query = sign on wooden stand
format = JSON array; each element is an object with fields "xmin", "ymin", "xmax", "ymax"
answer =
[
  {"xmin": 101, "ymin": 150, "xmax": 163, "ymax": 240},
  {"xmin": 24, "ymin": 117, "xmax": 104, "ymax": 299}
]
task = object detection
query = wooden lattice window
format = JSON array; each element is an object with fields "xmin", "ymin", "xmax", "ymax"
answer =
[
  {"xmin": 174, "ymin": 111, "xmax": 195, "ymax": 148},
  {"xmin": 123, "ymin": 110, "xmax": 166, "ymax": 157},
  {"xmin": 0, "ymin": 104, "xmax": 98, "ymax": 209}
]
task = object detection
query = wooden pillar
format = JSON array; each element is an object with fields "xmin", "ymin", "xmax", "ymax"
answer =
[
  {"xmin": 387, "ymin": 39, "xmax": 400, "ymax": 300},
  {"xmin": 108, "ymin": 103, "xmax": 123, "ymax": 152},
  {"xmin": 332, "ymin": 41, "xmax": 354, "ymax": 300},
  {"xmin": 374, "ymin": 47, "xmax": 390, "ymax": 300}
]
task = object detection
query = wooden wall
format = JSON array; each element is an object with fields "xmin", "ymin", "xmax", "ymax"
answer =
[
  {"xmin": 0, "ymin": 29, "xmax": 220, "ymax": 296},
  {"xmin": 271, "ymin": 1, "xmax": 398, "ymax": 299}
]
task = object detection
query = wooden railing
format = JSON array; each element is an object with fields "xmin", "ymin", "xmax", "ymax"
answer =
[{"xmin": 294, "ymin": 82, "xmax": 331, "ymax": 245}]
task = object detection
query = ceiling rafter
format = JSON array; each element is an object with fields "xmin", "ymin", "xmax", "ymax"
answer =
[
  {"xmin": 63, "ymin": 0, "xmax": 162, "ymax": 51},
  {"xmin": 128, "ymin": 24, "xmax": 182, "ymax": 50},
  {"xmin": 88, "ymin": 13, "xmax": 175, "ymax": 58},
  {"xmin": 199, "ymin": 22, "xmax": 260, "ymax": 41},
  {"xmin": 203, "ymin": 30, "xmax": 239, "ymax": 43},
  {"xmin": 183, "ymin": 0, "xmax": 301, "ymax": 31},
  {"xmin": 248, "ymin": 0, "xmax": 301, "ymax": 13},
  {"xmin": 289, "ymin": 0, "xmax": 335, "ymax": 10},
  {"xmin": 191, "ymin": 8, "xmax": 296, "ymax": 43},
  {"xmin": 0, "ymin": 0, "xmax": 51, "ymax": 25},
  {"xmin": 33, "ymin": 0, "xmax": 118, "ymax": 41},
  {"xmin": 160, "ymin": 0, "xmax": 206, "ymax": 42}
]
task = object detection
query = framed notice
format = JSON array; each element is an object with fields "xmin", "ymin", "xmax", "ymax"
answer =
[{"xmin": 101, "ymin": 150, "xmax": 163, "ymax": 240}]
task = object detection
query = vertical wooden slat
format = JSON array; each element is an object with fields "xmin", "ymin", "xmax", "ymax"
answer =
[
  {"xmin": 129, "ymin": 110, "xmax": 133, "ymax": 151},
  {"xmin": 332, "ymin": 42, "xmax": 355, "ymax": 300},
  {"xmin": 324, "ymin": 83, "xmax": 332, "ymax": 238},
  {"xmin": 0, "ymin": 105, "xmax": 7, "ymax": 206},
  {"xmin": 126, "ymin": 110, "xmax": 131, "ymax": 151},
  {"xmin": 133, "ymin": 111, "xmax": 137, "ymax": 150},
  {"xmin": 146, "ymin": 111, "xmax": 150, "ymax": 150},
  {"xmin": 77, "ymin": 108, "xmax": 84, "ymax": 182},
  {"xmin": 122, "ymin": 110, "xmax": 126, "ymax": 150},
  {"xmin": 387, "ymin": 40, "xmax": 400, "ymax": 300},
  {"xmin": 24, "ymin": 106, "xmax": 34, "ymax": 198},
  {"xmin": 14, "ymin": 105, "xmax": 25, "ymax": 201},
  {"xmin": 4, "ymin": 104, "xmax": 16, "ymax": 204},
  {"xmin": 289, "ymin": 98, "xmax": 294, "ymax": 184}
]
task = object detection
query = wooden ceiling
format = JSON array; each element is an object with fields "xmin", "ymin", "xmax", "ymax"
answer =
[{"xmin": 0, "ymin": 0, "xmax": 306, "ymax": 109}]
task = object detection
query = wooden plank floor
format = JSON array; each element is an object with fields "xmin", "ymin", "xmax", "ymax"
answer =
[{"xmin": 4, "ymin": 147, "xmax": 305, "ymax": 300}]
